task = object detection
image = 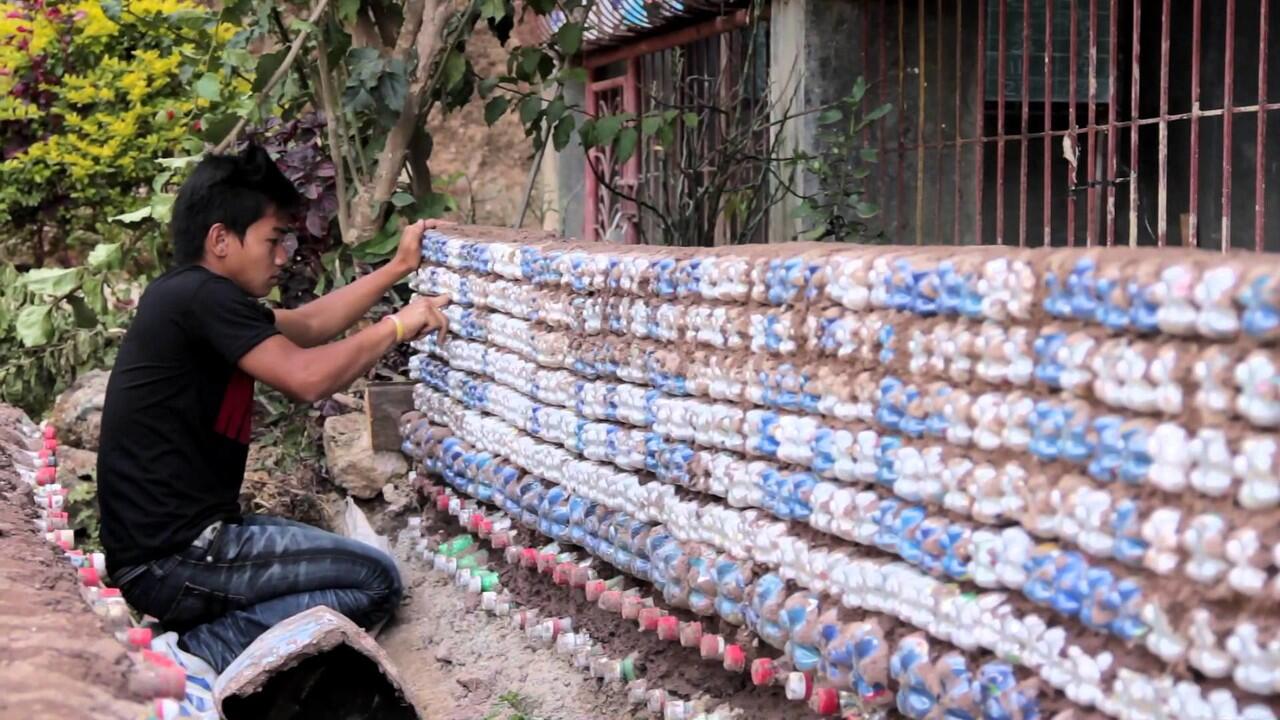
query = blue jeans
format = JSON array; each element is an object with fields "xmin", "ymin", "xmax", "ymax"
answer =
[{"xmin": 115, "ymin": 515, "xmax": 403, "ymax": 673}]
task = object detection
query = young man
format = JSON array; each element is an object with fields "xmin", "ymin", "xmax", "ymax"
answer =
[{"xmin": 99, "ymin": 145, "xmax": 450, "ymax": 673}]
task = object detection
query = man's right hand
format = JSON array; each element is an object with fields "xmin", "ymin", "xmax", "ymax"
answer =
[{"xmin": 393, "ymin": 295, "xmax": 450, "ymax": 344}]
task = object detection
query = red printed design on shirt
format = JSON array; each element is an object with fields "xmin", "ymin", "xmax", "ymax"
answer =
[{"xmin": 214, "ymin": 370, "xmax": 254, "ymax": 444}]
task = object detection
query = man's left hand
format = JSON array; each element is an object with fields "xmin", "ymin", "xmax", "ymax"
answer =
[{"xmin": 392, "ymin": 218, "xmax": 456, "ymax": 275}]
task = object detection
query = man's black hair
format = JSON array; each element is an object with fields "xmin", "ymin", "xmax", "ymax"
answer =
[{"xmin": 170, "ymin": 144, "xmax": 302, "ymax": 266}]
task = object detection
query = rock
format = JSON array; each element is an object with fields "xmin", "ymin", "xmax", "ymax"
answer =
[
  {"xmin": 382, "ymin": 482, "xmax": 413, "ymax": 517},
  {"xmin": 323, "ymin": 412, "xmax": 407, "ymax": 499},
  {"xmin": 49, "ymin": 370, "xmax": 110, "ymax": 451},
  {"xmin": 55, "ymin": 446, "xmax": 97, "ymax": 489}
]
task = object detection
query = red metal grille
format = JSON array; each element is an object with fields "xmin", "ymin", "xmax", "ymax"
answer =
[
  {"xmin": 858, "ymin": 0, "xmax": 1280, "ymax": 252},
  {"xmin": 584, "ymin": 66, "xmax": 641, "ymax": 243},
  {"xmin": 583, "ymin": 15, "xmax": 769, "ymax": 245}
]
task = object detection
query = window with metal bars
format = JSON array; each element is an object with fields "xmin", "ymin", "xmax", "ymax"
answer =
[{"xmin": 855, "ymin": 0, "xmax": 1280, "ymax": 252}]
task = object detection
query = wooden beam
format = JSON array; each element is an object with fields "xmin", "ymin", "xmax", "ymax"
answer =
[{"xmin": 364, "ymin": 381, "xmax": 417, "ymax": 452}]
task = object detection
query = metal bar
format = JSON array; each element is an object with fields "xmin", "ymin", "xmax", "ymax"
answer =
[
  {"xmin": 1045, "ymin": 0, "xmax": 1053, "ymax": 247},
  {"xmin": 1256, "ymin": 0, "xmax": 1270, "ymax": 252},
  {"xmin": 879, "ymin": 0, "xmax": 888, "ymax": 176},
  {"xmin": 1019, "ymin": 0, "xmax": 1030, "ymax": 248},
  {"xmin": 873, "ymin": 102, "xmax": 1280, "ymax": 151},
  {"xmin": 897, "ymin": 0, "xmax": 906, "ymax": 238},
  {"xmin": 1106, "ymin": 0, "xmax": 1119, "ymax": 246},
  {"xmin": 584, "ymin": 69, "xmax": 599, "ymax": 242},
  {"xmin": 1086, "ymin": 0, "xmax": 1098, "ymax": 245},
  {"xmin": 955, "ymin": 0, "xmax": 964, "ymax": 245},
  {"xmin": 589, "ymin": 76, "xmax": 628, "ymax": 93},
  {"xmin": 583, "ymin": 9, "xmax": 758, "ymax": 69},
  {"xmin": 1189, "ymin": 0, "xmax": 1202, "ymax": 247},
  {"xmin": 1128, "ymin": 0, "xmax": 1141, "ymax": 247},
  {"xmin": 624, "ymin": 56, "xmax": 640, "ymax": 244},
  {"xmin": 976, "ymin": 0, "xmax": 986, "ymax": 245},
  {"xmin": 1223, "ymin": 0, "xmax": 1237, "ymax": 251},
  {"xmin": 935, "ymin": 0, "xmax": 944, "ymax": 245},
  {"xmin": 916, "ymin": 0, "xmax": 926, "ymax": 245},
  {"xmin": 996, "ymin": 0, "xmax": 1007, "ymax": 245},
  {"xmin": 1068, "ymin": 0, "xmax": 1077, "ymax": 246},
  {"xmin": 1158, "ymin": 0, "xmax": 1171, "ymax": 246}
]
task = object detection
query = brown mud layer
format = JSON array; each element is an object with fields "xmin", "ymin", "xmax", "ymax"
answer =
[{"xmin": 0, "ymin": 417, "xmax": 149, "ymax": 720}]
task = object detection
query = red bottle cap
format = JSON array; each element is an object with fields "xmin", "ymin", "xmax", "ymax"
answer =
[
  {"xmin": 36, "ymin": 467, "xmax": 56, "ymax": 485},
  {"xmin": 435, "ymin": 493, "xmax": 450, "ymax": 511},
  {"xmin": 810, "ymin": 687, "xmax": 840, "ymax": 715},
  {"xmin": 142, "ymin": 649, "xmax": 175, "ymax": 668},
  {"xmin": 537, "ymin": 551, "xmax": 556, "ymax": 573},
  {"xmin": 678, "ymin": 621, "xmax": 702, "ymax": 647},
  {"xmin": 78, "ymin": 567, "xmax": 100, "ymax": 586},
  {"xmin": 620, "ymin": 594, "xmax": 644, "ymax": 619},
  {"xmin": 723, "ymin": 644, "xmax": 746, "ymax": 672},
  {"xmin": 490, "ymin": 531, "xmax": 511, "ymax": 549},
  {"xmin": 553, "ymin": 562, "xmax": 574, "ymax": 585},
  {"xmin": 99, "ymin": 587, "xmax": 122, "ymax": 599},
  {"xmin": 699, "ymin": 634, "xmax": 723, "ymax": 660},
  {"xmin": 597, "ymin": 589, "xmax": 623, "ymax": 613},
  {"xmin": 43, "ymin": 438, "xmax": 58, "ymax": 451},
  {"xmin": 569, "ymin": 565, "xmax": 593, "ymax": 587},
  {"xmin": 43, "ymin": 425, "xmax": 57, "ymax": 439},
  {"xmin": 584, "ymin": 579, "xmax": 607, "ymax": 602},
  {"xmin": 637, "ymin": 607, "xmax": 662, "ymax": 632},
  {"xmin": 656, "ymin": 615, "xmax": 679, "ymax": 641},
  {"xmin": 751, "ymin": 657, "xmax": 775, "ymax": 686},
  {"xmin": 520, "ymin": 548, "xmax": 539, "ymax": 568},
  {"xmin": 128, "ymin": 627, "xmax": 154, "ymax": 649}
]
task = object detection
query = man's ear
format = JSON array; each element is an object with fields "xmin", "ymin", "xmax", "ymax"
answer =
[{"xmin": 205, "ymin": 223, "xmax": 230, "ymax": 259}]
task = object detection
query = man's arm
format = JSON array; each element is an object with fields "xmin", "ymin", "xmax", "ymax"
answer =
[
  {"xmin": 273, "ymin": 219, "xmax": 449, "ymax": 348},
  {"xmin": 244, "ymin": 294, "xmax": 449, "ymax": 403}
]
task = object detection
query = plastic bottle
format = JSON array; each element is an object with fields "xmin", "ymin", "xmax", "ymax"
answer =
[
  {"xmin": 129, "ymin": 651, "xmax": 187, "ymax": 700},
  {"xmin": 78, "ymin": 566, "xmax": 102, "ymax": 604},
  {"xmin": 34, "ymin": 510, "xmax": 68, "ymax": 532},
  {"xmin": 93, "ymin": 587, "xmax": 131, "ymax": 635}
]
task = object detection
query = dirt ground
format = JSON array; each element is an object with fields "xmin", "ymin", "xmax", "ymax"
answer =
[
  {"xmin": 0, "ymin": 443, "xmax": 148, "ymax": 719},
  {"xmin": 380, "ymin": 502, "xmax": 806, "ymax": 720},
  {"xmin": 380, "ymin": 554, "xmax": 637, "ymax": 719}
]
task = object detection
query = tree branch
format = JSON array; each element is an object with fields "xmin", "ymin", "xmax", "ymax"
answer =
[
  {"xmin": 214, "ymin": 0, "xmax": 332, "ymax": 154},
  {"xmin": 271, "ymin": 8, "xmax": 314, "ymax": 96},
  {"xmin": 513, "ymin": 125, "xmax": 549, "ymax": 228},
  {"xmin": 315, "ymin": 27, "xmax": 351, "ymax": 243}
]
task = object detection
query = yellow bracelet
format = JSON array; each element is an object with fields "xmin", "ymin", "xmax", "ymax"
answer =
[{"xmin": 387, "ymin": 315, "xmax": 405, "ymax": 343}]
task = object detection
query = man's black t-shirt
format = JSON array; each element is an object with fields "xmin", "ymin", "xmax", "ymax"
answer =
[{"xmin": 98, "ymin": 265, "xmax": 279, "ymax": 575}]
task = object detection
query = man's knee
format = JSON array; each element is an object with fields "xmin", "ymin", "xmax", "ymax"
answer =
[{"xmin": 355, "ymin": 546, "xmax": 402, "ymax": 608}]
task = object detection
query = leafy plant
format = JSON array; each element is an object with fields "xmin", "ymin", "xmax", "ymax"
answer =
[
  {"xmin": 483, "ymin": 692, "xmax": 545, "ymax": 720},
  {"xmin": 66, "ymin": 479, "xmax": 101, "ymax": 552},
  {"xmin": 0, "ymin": 0, "xmax": 247, "ymax": 265},
  {"xmin": 550, "ymin": 13, "xmax": 892, "ymax": 245},
  {"xmin": 791, "ymin": 77, "xmax": 893, "ymax": 241}
]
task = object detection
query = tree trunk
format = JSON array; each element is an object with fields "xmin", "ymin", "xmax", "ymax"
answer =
[{"xmin": 408, "ymin": 126, "xmax": 433, "ymax": 204}]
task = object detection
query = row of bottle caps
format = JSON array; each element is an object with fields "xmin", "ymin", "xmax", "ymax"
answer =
[
  {"xmin": 403, "ymin": 419, "xmax": 1046, "ymax": 720},
  {"xmin": 412, "ymin": 269, "xmax": 1278, "ymax": 512},
  {"xmin": 407, "ymin": 384, "xmax": 1279, "ymax": 720},
  {"xmin": 7, "ymin": 421, "xmax": 204, "ymax": 720},
  {"xmin": 409, "ymin": 349, "xmax": 1280, "ymax": 700},
  {"xmin": 408, "ymin": 471, "xmax": 845, "ymax": 718},
  {"xmin": 412, "ymin": 330, "xmax": 1277, "ymax": 602},
  {"xmin": 417, "ymin": 233, "xmax": 1280, "ymax": 345}
]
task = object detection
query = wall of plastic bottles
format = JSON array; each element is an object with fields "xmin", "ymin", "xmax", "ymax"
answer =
[{"xmin": 404, "ymin": 230, "xmax": 1280, "ymax": 720}]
